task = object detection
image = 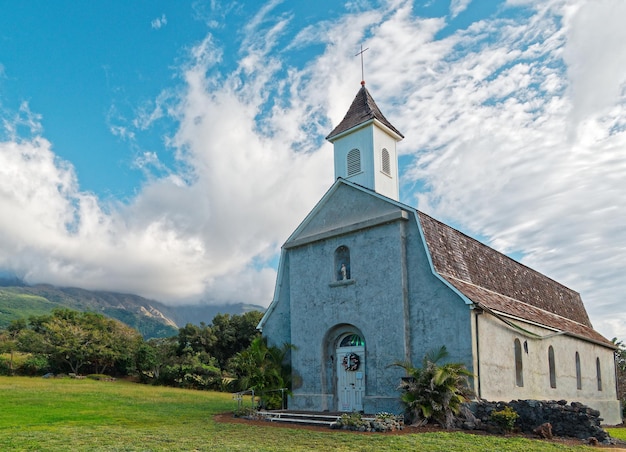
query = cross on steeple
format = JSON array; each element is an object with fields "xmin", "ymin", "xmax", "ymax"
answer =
[{"xmin": 355, "ymin": 45, "xmax": 369, "ymax": 86}]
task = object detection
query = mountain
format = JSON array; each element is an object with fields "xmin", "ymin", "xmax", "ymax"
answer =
[
  {"xmin": 0, "ymin": 282, "xmax": 265, "ymax": 339},
  {"xmin": 172, "ymin": 303, "xmax": 265, "ymax": 327}
]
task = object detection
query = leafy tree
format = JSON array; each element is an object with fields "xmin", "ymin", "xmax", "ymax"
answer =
[
  {"xmin": 81, "ymin": 312, "xmax": 143, "ymax": 375},
  {"xmin": 134, "ymin": 337, "xmax": 176, "ymax": 383},
  {"xmin": 0, "ymin": 319, "xmax": 26, "ymax": 374},
  {"xmin": 41, "ymin": 310, "xmax": 91, "ymax": 374},
  {"xmin": 156, "ymin": 343, "xmax": 221, "ymax": 390},
  {"xmin": 395, "ymin": 346, "xmax": 474, "ymax": 429},
  {"xmin": 613, "ymin": 338, "xmax": 626, "ymax": 416},
  {"xmin": 615, "ymin": 338, "xmax": 626, "ymax": 372},
  {"xmin": 210, "ymin": 311, "xmax": 263, "ymax": 368},
  {"xmin": 12, "ymin": 309, "xmax": 141, "ymax": 375},
  {"xmin": 228, "ymin": 337, "xmax": 293, "ymax": 409},
  {"xmin": 176, "ymin": 322, "xmax": 216, "ymax": 356}
]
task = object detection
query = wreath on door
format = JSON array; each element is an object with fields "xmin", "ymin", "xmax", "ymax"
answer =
[{"xmin": 342, "ymin": 352, "xmax": 360, "ymax": 371}]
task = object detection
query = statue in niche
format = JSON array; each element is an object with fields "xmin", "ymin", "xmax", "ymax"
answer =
[{"xmin": 334, "ymin": 245, "xmax": 351, "ymax": 281}]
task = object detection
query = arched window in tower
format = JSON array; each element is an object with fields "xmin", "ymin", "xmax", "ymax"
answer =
[
  {"xmin": 575, "ymin": 352, "xmax": 582, "ymax": 390},
  {"xmin": 596, "ymin": 357, "xmax": 602, "ymax": 391},
  {"xmin": 381, "ymin": 148, "xmax": 391, "ymax": 175},
  {"xmin": 347, "ymin": 149, "xmax": 361, "ymax": 176},
  {"xmin": 548, "ymin": 346, "xmax": 556, "ymax": 388},
  {"xmin": 334, "ymin": 246, "xmax": 351, "ymax": 281},
  {"xmin": 514, "ymin": 338, "xmax": 523, "ymax": 387}
]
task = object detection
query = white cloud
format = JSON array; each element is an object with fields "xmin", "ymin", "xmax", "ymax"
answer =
[
  {"xmin": 563, "ymin": 0, "xmax": 626, "ymax": 130},
  {"xmin": 151, "ymin": 14, "xmax": 167, "ymax": 30},
  {"xmin": 450, "ymin": 0, "xmax": 472, "ymax": 18},
  {"xmin": 2, "ymin": 102, "xmax": 43, "ymax": 139}
]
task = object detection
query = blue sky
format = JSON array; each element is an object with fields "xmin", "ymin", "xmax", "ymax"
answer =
[{"xmin": 1, "ymin": 0, "xmax": 625, "ymax": 342}]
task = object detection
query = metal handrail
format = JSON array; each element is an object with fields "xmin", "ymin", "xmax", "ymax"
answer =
[
  {"xmin": 232, "ymin": 387, "xmax": 289, "ymax": 410},
  {"xmin": 259, "ymin": 388, "xmax": 288, "ymax": 410},
  {"xmin": 232, "ymin": 389, "xmax": 255, "ymax": 410}
]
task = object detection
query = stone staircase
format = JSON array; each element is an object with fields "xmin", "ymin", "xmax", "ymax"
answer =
[{"xmin": 256, "ymin": 411, "xmax": 375, "ymax": 427}]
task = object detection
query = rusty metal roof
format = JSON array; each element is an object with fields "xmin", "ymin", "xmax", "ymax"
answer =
[{"xmin": 417, "ymin": 211, "xmax": 613, "ymax": 347}]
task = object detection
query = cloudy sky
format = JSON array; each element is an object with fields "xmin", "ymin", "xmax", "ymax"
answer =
[{"xmin": 0, "ymin": 0, "xmax": 624, "ymax": 341}]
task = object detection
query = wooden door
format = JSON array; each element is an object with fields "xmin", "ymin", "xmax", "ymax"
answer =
[{"xmin": 336, "ymin": 343, "xmax": 365, "ymax": 412}]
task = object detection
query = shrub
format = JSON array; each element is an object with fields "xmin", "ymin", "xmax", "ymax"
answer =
[
  {"xmin": 87, "ymin": 374, "xmax": 116, "ymax": 381},
  {"xmin": 490, "ymin": 406, "xmax": 519, "ymax": 433},
  {"xmin": 0, "ymin": 357, "xmax": 11, "ymax": 376},
  {"xmin": 233, "ymin": 406, "xmax": 258, "ymax": 418},
  {"xmin": 395, "ymin": 346, "xmax": 473, "ymax": 429},
  {"xmin": 333, "ymin": 412, "xmax": 404, "ymax": 432},
  {"xmin": 19, "ymin": 355, "xmax": 49, "ymax": 376},
  {"xmin": 228, "ymin": 337, "xmax": 293, "ymax": 409},
  {"xmin": 337, "ymin": 412, "xmax": 368, "ymax": 429}
]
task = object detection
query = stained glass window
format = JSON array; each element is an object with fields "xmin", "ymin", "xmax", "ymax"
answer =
[{"xmin": 340, "ymin": 334, "xmax": 365, "ymax": 347}]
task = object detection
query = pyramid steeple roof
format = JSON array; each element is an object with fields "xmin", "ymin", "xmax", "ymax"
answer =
[{"xmin": 326, "ymin": 85, "xmax": 404, "ymax": 141}]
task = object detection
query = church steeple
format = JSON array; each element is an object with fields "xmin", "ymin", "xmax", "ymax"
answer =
[{"xmin": 326, "ymin": 85, "xmax": 403, "ymax": 200}]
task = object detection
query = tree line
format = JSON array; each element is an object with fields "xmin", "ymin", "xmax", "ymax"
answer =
[
  {"xmin": 614, "ymin": 338, "xmax": 626, "ymax": 418},
  {"xmin": 0, "ymin": 308, "xmax": 291, "ymax": 408},
  {"xmin": 2, "ymin": 308, "xmax": 623, "ymax": 416}
]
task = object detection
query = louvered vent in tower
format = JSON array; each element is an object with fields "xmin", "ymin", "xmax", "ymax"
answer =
[
  {"xmin": 347, "ymin": 149, "xmax": 361, "ymax": 176},
  {"xmin": 381, "ymin": 148, "xmax": 390, "ymax": 175}
]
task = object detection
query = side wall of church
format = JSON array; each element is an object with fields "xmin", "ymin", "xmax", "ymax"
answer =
[
  {"xmin": 405, "ymin": 216, "xmax": 475, "ymax": 372},
  {"xmin": 260, "ymin": 253, "xmax": 292, "ymax": 348},
  {"xmin": 477, "ymin": 313, "xmax": 622, "ymax": 425}
]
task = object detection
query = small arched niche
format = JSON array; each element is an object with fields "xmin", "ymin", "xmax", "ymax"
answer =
[{"xmin": 334, "ymin": 245, "xmax": 351, "ymax": 281}]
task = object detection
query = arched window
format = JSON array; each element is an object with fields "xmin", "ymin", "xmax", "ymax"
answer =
[
  {"xmin": 575, "ymin": 352, "xmax": 582, "ymax": 390},
  {"xmin": 381, "ymin": 148, "xmax": 391, "ymax": 175},
  {"xmin": 596, "ymin": 357, "xmax": 602, "ymax": 391},
  {"xmin": 514, "ymin": 339, "xmax": 523, "ymax": 387},
  {"xmin": 334, "ymin": 246, "xmax": 351, "ymax": 281},
  {"xmin": 548, "ymin": 346, "xmax": 556, "ymax": 388},
  {"xmin": 347, "ymin": 149, "xmax": 361, "ymax": 176}
]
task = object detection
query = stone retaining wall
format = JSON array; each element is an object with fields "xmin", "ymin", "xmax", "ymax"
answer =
[{"xmin": 462, "ymin": 400, "xmax": 610, "ymax": 443}]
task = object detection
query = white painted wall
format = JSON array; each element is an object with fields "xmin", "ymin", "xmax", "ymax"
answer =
[{"xmin": 475, "ymin": 312, "xmax": 622, "ymax": 425}]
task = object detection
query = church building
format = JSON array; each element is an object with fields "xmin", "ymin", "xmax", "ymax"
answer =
[{"xmin": 258, "ymin": 83, "xmax": 622, "ymax": 425}]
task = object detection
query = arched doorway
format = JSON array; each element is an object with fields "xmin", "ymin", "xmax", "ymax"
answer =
[{"xmin": 336, "ymin": 333, "xmax": 365, "ymax": 412}]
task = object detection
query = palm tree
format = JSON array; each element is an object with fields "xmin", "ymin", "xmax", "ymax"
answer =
[
  {"xmin": 395, "ymin": 346, "xmax": 473, "ymax": 429},
  {"xmin": 228, "ymin": 337, "xmax": 293, "ymax": 409}
]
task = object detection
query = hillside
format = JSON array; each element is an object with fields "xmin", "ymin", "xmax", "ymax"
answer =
[
  {"xmin": 0, "ymin": 285, "xmax": 179, "ymax": 338},
  {"xmin": 0, "ymin": 283, "xmax": 265, "ymax": 339}
]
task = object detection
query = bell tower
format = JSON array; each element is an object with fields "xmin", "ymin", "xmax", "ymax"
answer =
[{"xmin": 325, "ymin": 83, "xmax": 404, "ymax": 201}]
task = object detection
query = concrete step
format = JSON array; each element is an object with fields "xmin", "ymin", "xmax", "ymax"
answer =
[{"xmin": 257, "ymin": 411, "xmax": 375, "ymax": 427}]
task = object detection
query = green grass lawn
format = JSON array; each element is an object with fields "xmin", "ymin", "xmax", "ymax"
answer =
[
  {"xmin": 607, "ymin": 427, "xmax": 626, "ymax": 442},
  {"xmin": 0, "ymin": 376, "xmax": 617, "ymax": 451}
]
